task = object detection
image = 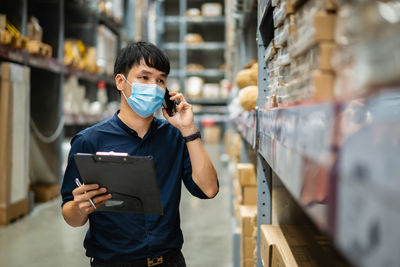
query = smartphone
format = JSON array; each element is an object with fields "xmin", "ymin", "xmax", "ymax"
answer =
[{"xmin": 162, "ymin": 88, "xmax": 177, "ymax": 117}]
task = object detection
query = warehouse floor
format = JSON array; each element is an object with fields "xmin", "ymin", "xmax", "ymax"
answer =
[{"xmin": 0, "ymin": 144, "xmax": 232, "ymax": 267}]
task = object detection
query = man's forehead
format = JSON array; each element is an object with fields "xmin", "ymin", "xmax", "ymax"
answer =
[{"xmin": 130, "ymin": 62, "xmax": 166, "ymax": 77}]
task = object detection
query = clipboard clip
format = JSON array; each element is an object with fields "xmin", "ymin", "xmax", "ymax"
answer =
[{"xmin": 96, "ymin": 151, "xmax": 128, "ymax": 156}]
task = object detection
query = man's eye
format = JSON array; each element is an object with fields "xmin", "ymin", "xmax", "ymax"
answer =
[
  {"xmin": 158, "ymin": 79, "xmax": 165, "ymax": 84},
  {"xmin": 141, "ymin": 76, "xmax": 148, "ymax": 80}
]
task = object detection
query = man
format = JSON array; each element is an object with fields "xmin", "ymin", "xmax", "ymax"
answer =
[{"xmin": 61, "ymin": 41, "xmax": 219, "ymax": 267}]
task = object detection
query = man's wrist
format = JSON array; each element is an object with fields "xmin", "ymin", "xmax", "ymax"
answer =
[{"xmin": 180, "ymin": 125, "xmax": 198, "ymax": 137}]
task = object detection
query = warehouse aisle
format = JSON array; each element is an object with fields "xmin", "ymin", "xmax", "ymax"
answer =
[{"xmin": 0, "ymin": 144, "xmax": 232, "ymax": 267}]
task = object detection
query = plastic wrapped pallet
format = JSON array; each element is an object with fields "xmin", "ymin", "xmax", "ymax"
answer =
[
  {"xmin": 288, "ymin": 0, "xmax": 336, "ymax": 57},
  {"xmin": 333, "ymin": 1, "xmax": 400, "ymax": 96},
  {"xmin": 273, "ymin": 0, "xmax": 295, "ymax": 28},
  {"xmin": 0, "ymin": 63, "xmax": 30, "ymax": 225}
]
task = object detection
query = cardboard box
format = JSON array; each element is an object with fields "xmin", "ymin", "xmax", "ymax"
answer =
[
  {"xmin": 202, "ymin": 125, "xmax": 221, "ymax": 144},
  {"xmin": 319, "ymin": 43, "xmax": 336, "ymax": 71},
  {"xmin": 242, "ymin": 258, "xmax": 255, "ymax": 267},
  {"xmin": 313, "ymin": 12, "xmax": 336, "ymax": 42},
  {"xmin": 239, "ymin": 205, "xmax": 257, "ymax": 237},
  {"xmin": 260, "ymin": 225, "xmax": 321, "ymax": 267},
  {"xmin": 241, "ymin": 236, "xmax": 256, "ymax": 259},
  {"xmin": 242, "ymin": 186, "xmax": 257, "ymax": 205},
  {"xmin": 237, "ymin": 163, "xmax": 257, "ymax": 186},
  {"xmin": 260, "ymin": 225, "xmax": 297, "ymax": 267},
  {"xmin": 271, "ymin": 244, "xmax": 286, "ymax": 267},
  {"xmin": 312, "ymin": 70, "xmax": 334, "ymax": 100}
]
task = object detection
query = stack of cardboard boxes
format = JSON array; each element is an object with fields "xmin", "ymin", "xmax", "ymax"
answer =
[
  {"xmin": 0, "ymin": 63, "xmax": 30, "ymax": 225},
  {"xmin": 265, "ymin": 0, "xmax": 337, "ymax": 107},
  {"xmin": 235, "ymin": 163, "xmax": 258, "ymax": 267},
  {"xmin": 225, "ymin": 129, "xmax": 259, "ymax": 267},
  {"xmin": 239, "ymin": 205, "xmax": 257, "ymax": 267}
]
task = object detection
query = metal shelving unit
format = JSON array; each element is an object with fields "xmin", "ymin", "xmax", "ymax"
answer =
[
  {"xmin": 157, "ymin": 0, "xmax": 226, "ymax": 95},
  {"xmin": 229, "ymin": 1, "xmax": 400, "ymax": 267},
  {"xmin": 0, "ymin": 0, "xmax": 133, "ymax": 186}
]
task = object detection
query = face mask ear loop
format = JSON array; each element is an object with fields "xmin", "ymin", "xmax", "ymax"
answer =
[
  {"xmin": 121, "ymin": 90, "xmax": 129, "ymax": 102},
  {"xmin": 121, "ymin": 74, "xmax": 133, "ymax": 101}
]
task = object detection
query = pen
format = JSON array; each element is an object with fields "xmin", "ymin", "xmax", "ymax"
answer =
[{"xmin": 75, "ymin": 178, "xmax": 97, "ymax": 210}]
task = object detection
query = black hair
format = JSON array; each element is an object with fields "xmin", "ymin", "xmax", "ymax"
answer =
[{"xmin": 114, "ymin": 41, "xmax": 170, "ymax": 77}]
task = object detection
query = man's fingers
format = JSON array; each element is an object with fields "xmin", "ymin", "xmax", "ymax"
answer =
[
  {"xmin": 176, "ymin": 101, "xmax": 185, "ymax": 112},
  {"xmin": 93, "ymin": 194, "xmax": 112, "ymax": 205},
  {"xmin": 170, "ymin": 93, "xmax": 185, "ymax": 103},
  {"xmin": 73, "ymin": 184, "xmax": 99, "ymax": 195},
  {"xmin": 75, "ymin": 187, "xmax": 107, "ymax": 202},
  {"xmin": 95, "ymin": 198, "xmax": 112, "ymax": 208},
  {"xmin": 85, "ymin": 188, "xmax": 107, "ymax": 200},
  {"xmin": 78, "ymin": 201, "xmax": 92, "ymax": 210}
]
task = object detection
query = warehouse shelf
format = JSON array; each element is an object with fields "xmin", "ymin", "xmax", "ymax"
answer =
[
  {"xmin": 168, "ymin": 69, "xmax": 180, "ymax": 77},
  {"xmin": 165, "ymin": 15, "xmax": 225, "ymax": 25},
  {"xmin": 186, "ymin": 69, "xmax": 225, "ymax": 78},
  {"xmin": 186, "ymin": 16, "xmax": 225, "ymax": 24},
  {"xmin": 163, "ymin": 42, "xmax": 182, "ymax": 50},
  {"xmin": 254, "ymin": 89, "xmax": 400, "ymax": 267},
  {"xmin": 164, "ymin": 42, "xmax": 226, "ymax": 51},
  {"xmin": 185, "ymin": 42, "xmax": 225, "ymax": 50},
  {"xmin": 192, "ymin": 105, "xmax": 228, "ymax": 114},
  {"xmin": 0, "ymin": 44, "xmax": 64, "ymax": 74},
  {"xmin": 169, "ymin": 69, "xmax": 225, "ymax": 78},
  {"xmin": 28, "ymin": 55, "xmax": 64, "ymax": 74},
  {"xmin": 194, "ymin": 114, "xmax": 230, "ymax": 124},
  {"xmin": 165, "ymin": 16, "xmax": 180, "ymax": 25},
  {"xmin": 231, "ymin": 110, "xmax": 257, "ymax": 148},
  {"xmin": 64, "ymin": 66, "xmax": 115, "ymax": 84},
  {"xmin": 96, "ymin": 12, "xmax": 123, "ymax": 35},
  {"xmin": 188, "ymin": 98, "xmax": 229, "ymax": 105},
  {"xmin": 0, "ymin": 44, "xmax": 115, "ymax": 83}
]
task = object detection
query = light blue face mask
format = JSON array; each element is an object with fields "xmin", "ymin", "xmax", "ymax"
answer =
[{"xmin": 121, "ymin": 76, "xmax": 165, "ymax": 118}]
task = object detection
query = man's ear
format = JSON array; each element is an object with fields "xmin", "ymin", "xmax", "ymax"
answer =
[{"xmin": 115, "ymin": 74, "xmax": 124, "ymax": 92}]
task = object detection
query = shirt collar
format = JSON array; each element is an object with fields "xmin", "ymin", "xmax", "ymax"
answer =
[{"xmin": 113, "ymin": 111, "xmax": 158, "ymax": 140}]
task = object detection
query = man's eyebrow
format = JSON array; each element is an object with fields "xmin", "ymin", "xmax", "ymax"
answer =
[
  {"xmin": 138, "ymin": 70, "xmax": 166, "ymax": 78},
  {"xmin": 138, "ymin": 70, "xmax": 152, "ymax": 75}
]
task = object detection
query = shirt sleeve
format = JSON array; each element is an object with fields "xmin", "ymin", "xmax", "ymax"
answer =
[
  {"xmin": 60, "ymin": 134, "xmax": 89, "ymax": 207},
  {"xmin": 181, "ymin": 145, "xmax": 211, "ymax": 199}
]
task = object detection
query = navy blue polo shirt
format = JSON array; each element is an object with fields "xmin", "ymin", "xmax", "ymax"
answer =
[{"xmin": 61, "ymin": 112, "xmax": 210, "ymax": 261}]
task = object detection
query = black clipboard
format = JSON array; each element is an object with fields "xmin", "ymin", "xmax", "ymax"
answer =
[{"xmin": 73, "ymin": 153, "xmax": 163, "ymax": 215}]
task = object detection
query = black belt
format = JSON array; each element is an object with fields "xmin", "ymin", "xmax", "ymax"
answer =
[{"xmin": 91, "ymin": 250, "xmax": 181, "ymax": 267}]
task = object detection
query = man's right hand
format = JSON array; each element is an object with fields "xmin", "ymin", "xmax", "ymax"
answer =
[{"xmin": 72, "ymin": 184, "xmax": 112, "ymax": 215}]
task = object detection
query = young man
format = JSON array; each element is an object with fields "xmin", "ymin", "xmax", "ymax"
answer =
[{"xmin": 61, "ymin": 41, "xmax": 219, "ymax": 267}]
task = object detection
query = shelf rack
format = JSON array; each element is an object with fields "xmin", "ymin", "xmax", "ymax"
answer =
[
  {"xmin": 0, "ymin": 0, "xmax": 133, "ymax": 186},
  {"xmin": 228, "ymin": 0, "xmax": 400, "ymax": 266},
  {"xmin": 157, "ymin": 0, "xmax": 226, "ymax": 95}
]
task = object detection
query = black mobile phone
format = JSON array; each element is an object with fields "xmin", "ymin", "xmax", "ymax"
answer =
[{"xmin": 162, "ymin": 88, "xmax": 177, "ymax": 117}]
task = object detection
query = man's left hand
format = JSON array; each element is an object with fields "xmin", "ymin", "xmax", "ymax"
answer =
[{"xmin": 162, "ymin": 92, "xmax": 197, "ymax": 136}]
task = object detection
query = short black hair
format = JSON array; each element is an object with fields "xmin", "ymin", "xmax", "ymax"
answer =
[{"xmin": 114, "ymin": 41, "xmax": 170, "ymax": 78}]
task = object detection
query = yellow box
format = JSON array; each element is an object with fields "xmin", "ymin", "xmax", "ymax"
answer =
[
  {"xmin": 312, "ymin": 70, "xmax": 334, "ymax": 100},
  {"xmin": 202, "ymin": 125, "xmax": 221, "ymax": 144},
  {"xmin": 239, "ymin": 205, "xmax": 257, "ymax": 237},
  {"xmin": 242, "ymin": 186, "xmax": 257, "ymax": 205},
  {"xmin": 237, "ymin": 163, "xmax": 257, "ymax": 186}
]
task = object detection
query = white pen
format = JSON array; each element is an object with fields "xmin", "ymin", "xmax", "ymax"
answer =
[{"xmin": 75, "ymin": 178, "xmax": 97, "ymax": 210}]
